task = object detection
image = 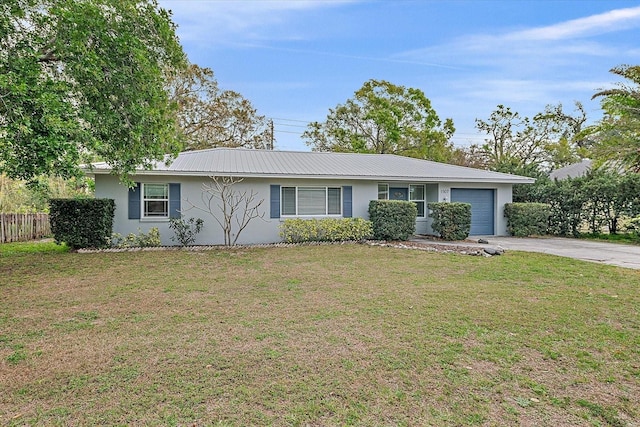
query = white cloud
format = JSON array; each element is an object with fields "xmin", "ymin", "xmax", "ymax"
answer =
[
  {"xmin": 453, "ymin": 79, "xmax": 612, "ymax": 105},
  {"xmin": 509, "ymin": 6, "xmax": 640, "ymax": 41},
  {"xmin": 396, "ymin": 5, "xmax": 640, "ymax": 69},
  {"xmin": 159, "ymin": 0, "xmax": 357, "ymax": 44}
]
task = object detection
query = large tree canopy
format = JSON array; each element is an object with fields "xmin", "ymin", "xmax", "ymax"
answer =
[
  {"xmin": 588, "ymin": 65, "xmax": 640, "ymax": 172},
  {"xmin": 303, "ymin": 80, "xmax": 455, "ymax": 162},
  {"xmin": 0, "ymin": 0, "xmax": 186, "ymax": 181},
  {"xmin": 166, "ymin": 64, "xmax": 273, "ymax": 151},
  {"xmin": 473, "ymin": 102, "xmax": 587, "ymax": 173}
]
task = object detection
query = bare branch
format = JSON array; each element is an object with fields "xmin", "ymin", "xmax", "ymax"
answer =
[{"xmin": 184, "ymin": 176, "xmax": 265, "ymax": 246}]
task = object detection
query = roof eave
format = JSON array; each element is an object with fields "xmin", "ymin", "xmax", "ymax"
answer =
[{"xmin": 87, "ymin": 168, "xmax": 534, "ymax": 184}]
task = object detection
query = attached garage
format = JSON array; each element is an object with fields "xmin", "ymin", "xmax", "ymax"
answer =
[{"xmin": 451, "ymin": 188, "xmax": 495, "ymax": 235}]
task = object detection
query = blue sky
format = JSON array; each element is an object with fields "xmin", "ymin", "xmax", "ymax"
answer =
[{"xmin": 158, "ymin": 0, "xmax": 640, "ymax": 151}]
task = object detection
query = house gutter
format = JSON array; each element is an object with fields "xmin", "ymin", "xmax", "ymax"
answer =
[{"xmin": 84, "ymin": 168, "xmax": 535, "ymax": 184}]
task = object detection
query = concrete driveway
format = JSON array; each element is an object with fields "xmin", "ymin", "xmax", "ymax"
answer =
[{"xmin": 475, "ymin": 236, "xmax": 640, "ymax": 270}]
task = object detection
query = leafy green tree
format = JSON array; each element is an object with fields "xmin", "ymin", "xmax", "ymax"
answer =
[
  {"xmin": 474, "ymin": 103, "xmax": 587, "ymax": 173},
  {"xmin": 0, "ymin": 174, "xmax": 92, "ymax": 213},
  {"xmin": 582, "ymin": 171, "xmax": 640, "ymax": 234},
  {"xmin": 588, "ymin": 65, "xmax": 640, "ymax": 172},
  {"xmin": 474, "ymin": 105, "xmax": 526, "ymax": 169},
  {"xmin": 0, "ymin": 0, "xmax": 186, "ymax": 181},
  {"xmin": 496, "ymin": 163, "xmax": 550, "ymax": 204},
  {"xmin": 539, "ymin": 102, "xmax": 589, "ymax": 169},
  {"xmin": 449, "ymin": 145, "xmax": 488, "ymax": 169},
  {"xmin": 537, "ymin": 177, "xmax": 586, "ymax": 237},
  {"xmin": 303, "ymin": 80, "xmax": 455, "ymax": 162},
  {"xmin": 166, "ymin": 64, "xmax": 273, "ymax": 151}
]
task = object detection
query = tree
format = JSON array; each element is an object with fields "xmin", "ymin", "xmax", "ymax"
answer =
[
  {"xmin": 473, "ymin": 103, "xmax": 587, "ymax": 173},
  {"xmin": 449, "ymin": 145, "xmax": 489, "ymax": 169},
  {"xmin": 0, "ymin": 174, "xmax": 90, "ymax": 213},
  {"xmin": 537, "ymin": 102, "xmax": 588, "ymax": 169},
  {"xmin": 0, "ymin": 0, "xmax": 186, "ymax": 182},
  {"xmin": 166, "ymin": 64, "xmax": 273, "ymax": 151},
  {"xmin": 588, "ymin": 65, "xmax": 640, "ymax": 172},
  {"xmin": 184, "ymin": 176, "xmax": 265, "ymax": 246},
  {"xmin": 582, "ymin": 171, "xmax": 640, "ymax": 234},
  {"xmin": 537, "ymin": 177, "xmax": 587, "ymax": 237},
  {"xmin": 303, "ymin": 79, "xmax": 455, "ymax": 162}
]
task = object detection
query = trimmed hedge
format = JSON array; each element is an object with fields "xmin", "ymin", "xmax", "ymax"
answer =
[
  {"xmin": 504, "ymin": 202, "xmax": 550, "ymax": 237},
  {"xmin": 49, "ymin": 198, "xmax": 115, "ymax": 249},
  {"xmin": 428, "ymin": 202, "xmax": 471, "ymax": 241},
  {"xmin": 279, "ymin": 218, "xmax": 373, "ymax": 243},
  {"xmin": 368, "ymin": 200, "xmax": 417, "ymax": 241}
]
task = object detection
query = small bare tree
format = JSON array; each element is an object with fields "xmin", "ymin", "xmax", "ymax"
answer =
[{"xmin": 185, "ymin": 176, "xmax": 265, "ymax": 246}]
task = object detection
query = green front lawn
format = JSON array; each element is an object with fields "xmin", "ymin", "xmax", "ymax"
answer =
[{"xmin": 1, "ymin": 244, "xmax": 638, "ymax": 426}]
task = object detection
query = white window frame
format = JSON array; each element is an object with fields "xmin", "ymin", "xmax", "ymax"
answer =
[
  {"xmin": 377, "ymin": 182, "xmax": 426, "ymax": 217},
  {"xmin": 142, "ymin": 183, "xmax": 169, "ymax": 219},
  {"xmin": 378, "ymin": 183, "xmax": 389, "ymax": 200},
  {"xmin": 281, "ymin": 186, "xmax": 342, "ymax": 217},
  {"xmin": 409, "ymin": 184, "xmax": 426, "ymax": 218}
]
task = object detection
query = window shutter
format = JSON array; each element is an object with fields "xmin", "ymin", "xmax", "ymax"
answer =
[
  {"xmin": 270, "ymin": 185, "xmax": 280, "ymax": 218},
  {"xmin": 343, "ymin": 186, "xmax": 352, "ymax": 218},
  {"xmin": 169, "ymin": 183, "xmax": 181, "ymax": 218},
  {"xmin": 128, "ymin": 183, "xmax": 141, "ymax": 219}
]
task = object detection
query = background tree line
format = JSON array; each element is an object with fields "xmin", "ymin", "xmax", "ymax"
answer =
[{"xmin": 472, "ymin": 65, "xmax": 640, "ymax": 237}]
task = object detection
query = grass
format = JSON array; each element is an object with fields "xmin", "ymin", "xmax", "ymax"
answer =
[
  {"xmin": 580, "ymin": 232, "xmax": 640, "ymax": 245},
  {"xmin": 0, "ymin": 240, "xmax": 68, "ymax": 257},
  {"xmin": 1, "ymin": 242, "xmax": 639, "ymax": 426}
]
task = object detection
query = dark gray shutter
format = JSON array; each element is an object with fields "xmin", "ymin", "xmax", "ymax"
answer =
[
  {"xmin": 128, "ymin": 183, "xmax": 141, "ymax": 219},
  {"xmin": 343, "ymin": 186, "xmax": 352, "ymax": 218},
  {"xmin": 169, "ymin": 183, "xmax": 181, "ymax": 218},
  {"xmin": 270, "ymin": 185, "xmax": 280, "ymax": 219}
]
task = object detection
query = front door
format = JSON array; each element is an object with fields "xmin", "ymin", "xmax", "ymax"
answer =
[{"xmin": 389, "ymin": 187, "xmax": 408, "ymax": 201}]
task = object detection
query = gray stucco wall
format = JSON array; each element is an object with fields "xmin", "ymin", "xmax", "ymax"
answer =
[{"xmin": 95, "ymin": 175, "xmax": 513, "ymax": 245}]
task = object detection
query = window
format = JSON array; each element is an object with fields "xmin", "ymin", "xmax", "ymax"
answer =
[
  {"xmin": 281, "ymin": 186, "xmax": 342, "ymax": 216},
  {"xmin": 143, "ymin": 183, "xmax": 169, "ymax": 218},
  {"xmin": 327, "ymin": 188, "xmax": 341, "ymax": 215},
  {"xmin": 409, "ymin": 184, "xmax": 425, "ymax": 217},
  {"xmin": 281, "ymin": 187, "xmax": 296, "ymax": 216},
  {"xmin": 377, "ymin": 183, "xmax": 425, "ymax": 217},
  {"xmin": 378, "ymin": 183, "xmax": 389, "ymax": 200},
  {"xmin": 298, "ymin": 187, "xmax": 326, "ymax": 215}
]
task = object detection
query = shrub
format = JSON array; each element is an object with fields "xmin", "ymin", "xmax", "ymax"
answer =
[
  {"xmin": 49, "ymin": 198, "xmax": 115, "ymax": 249},
  {"xmin": 428, "ymin": 202, "xmax": 471, "ymax": 241},
  {"xmin": 109, "ymin": 228, "xmax": 161, "ymax": 248},
  {"xmin": 279, "ymin": 218, "xmax": 373, "ymax": 243},
  {"xmin": 624, "ymin": 216, "xmax": 640, "ymax": 238},
  {"xmin": 504, "ymin": 203, "xmax": 550, "ymax": 237},
  {"xmin": 169, "ymin": 217, "xmax": 204, "ymax": 246},
  {"xmin": 368, "ymin": 200, "xmax": 417, "ymax": 241}
]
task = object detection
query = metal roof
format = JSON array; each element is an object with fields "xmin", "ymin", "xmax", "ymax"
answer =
[
  {"xmin": 550, "ymin": 159, "xmax": 592, "ymax": 180},
  {"xmin": 88, "ymin": 148, "xmax": 535, "ymax": 184}
]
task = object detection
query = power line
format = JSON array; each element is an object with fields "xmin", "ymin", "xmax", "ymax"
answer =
[
  {"xmin": 270, "ymin": 117, "xmax": 310, "ymax": 123},
  {"xmin": 269, "ymin": 116, "xmax": 489, "ymax": 141},
  {"xmin": 274, "ymin": 129, "xmax": 305, "ymax": 135},
  {"xmin": 273, "ymin": 122, "xmax": 307, "ymax": 129}
]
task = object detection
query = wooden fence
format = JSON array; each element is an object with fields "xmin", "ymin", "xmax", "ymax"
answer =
[{"xmin": 0, "ymin": 213, "xmax": 51, "ymax": 243}]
